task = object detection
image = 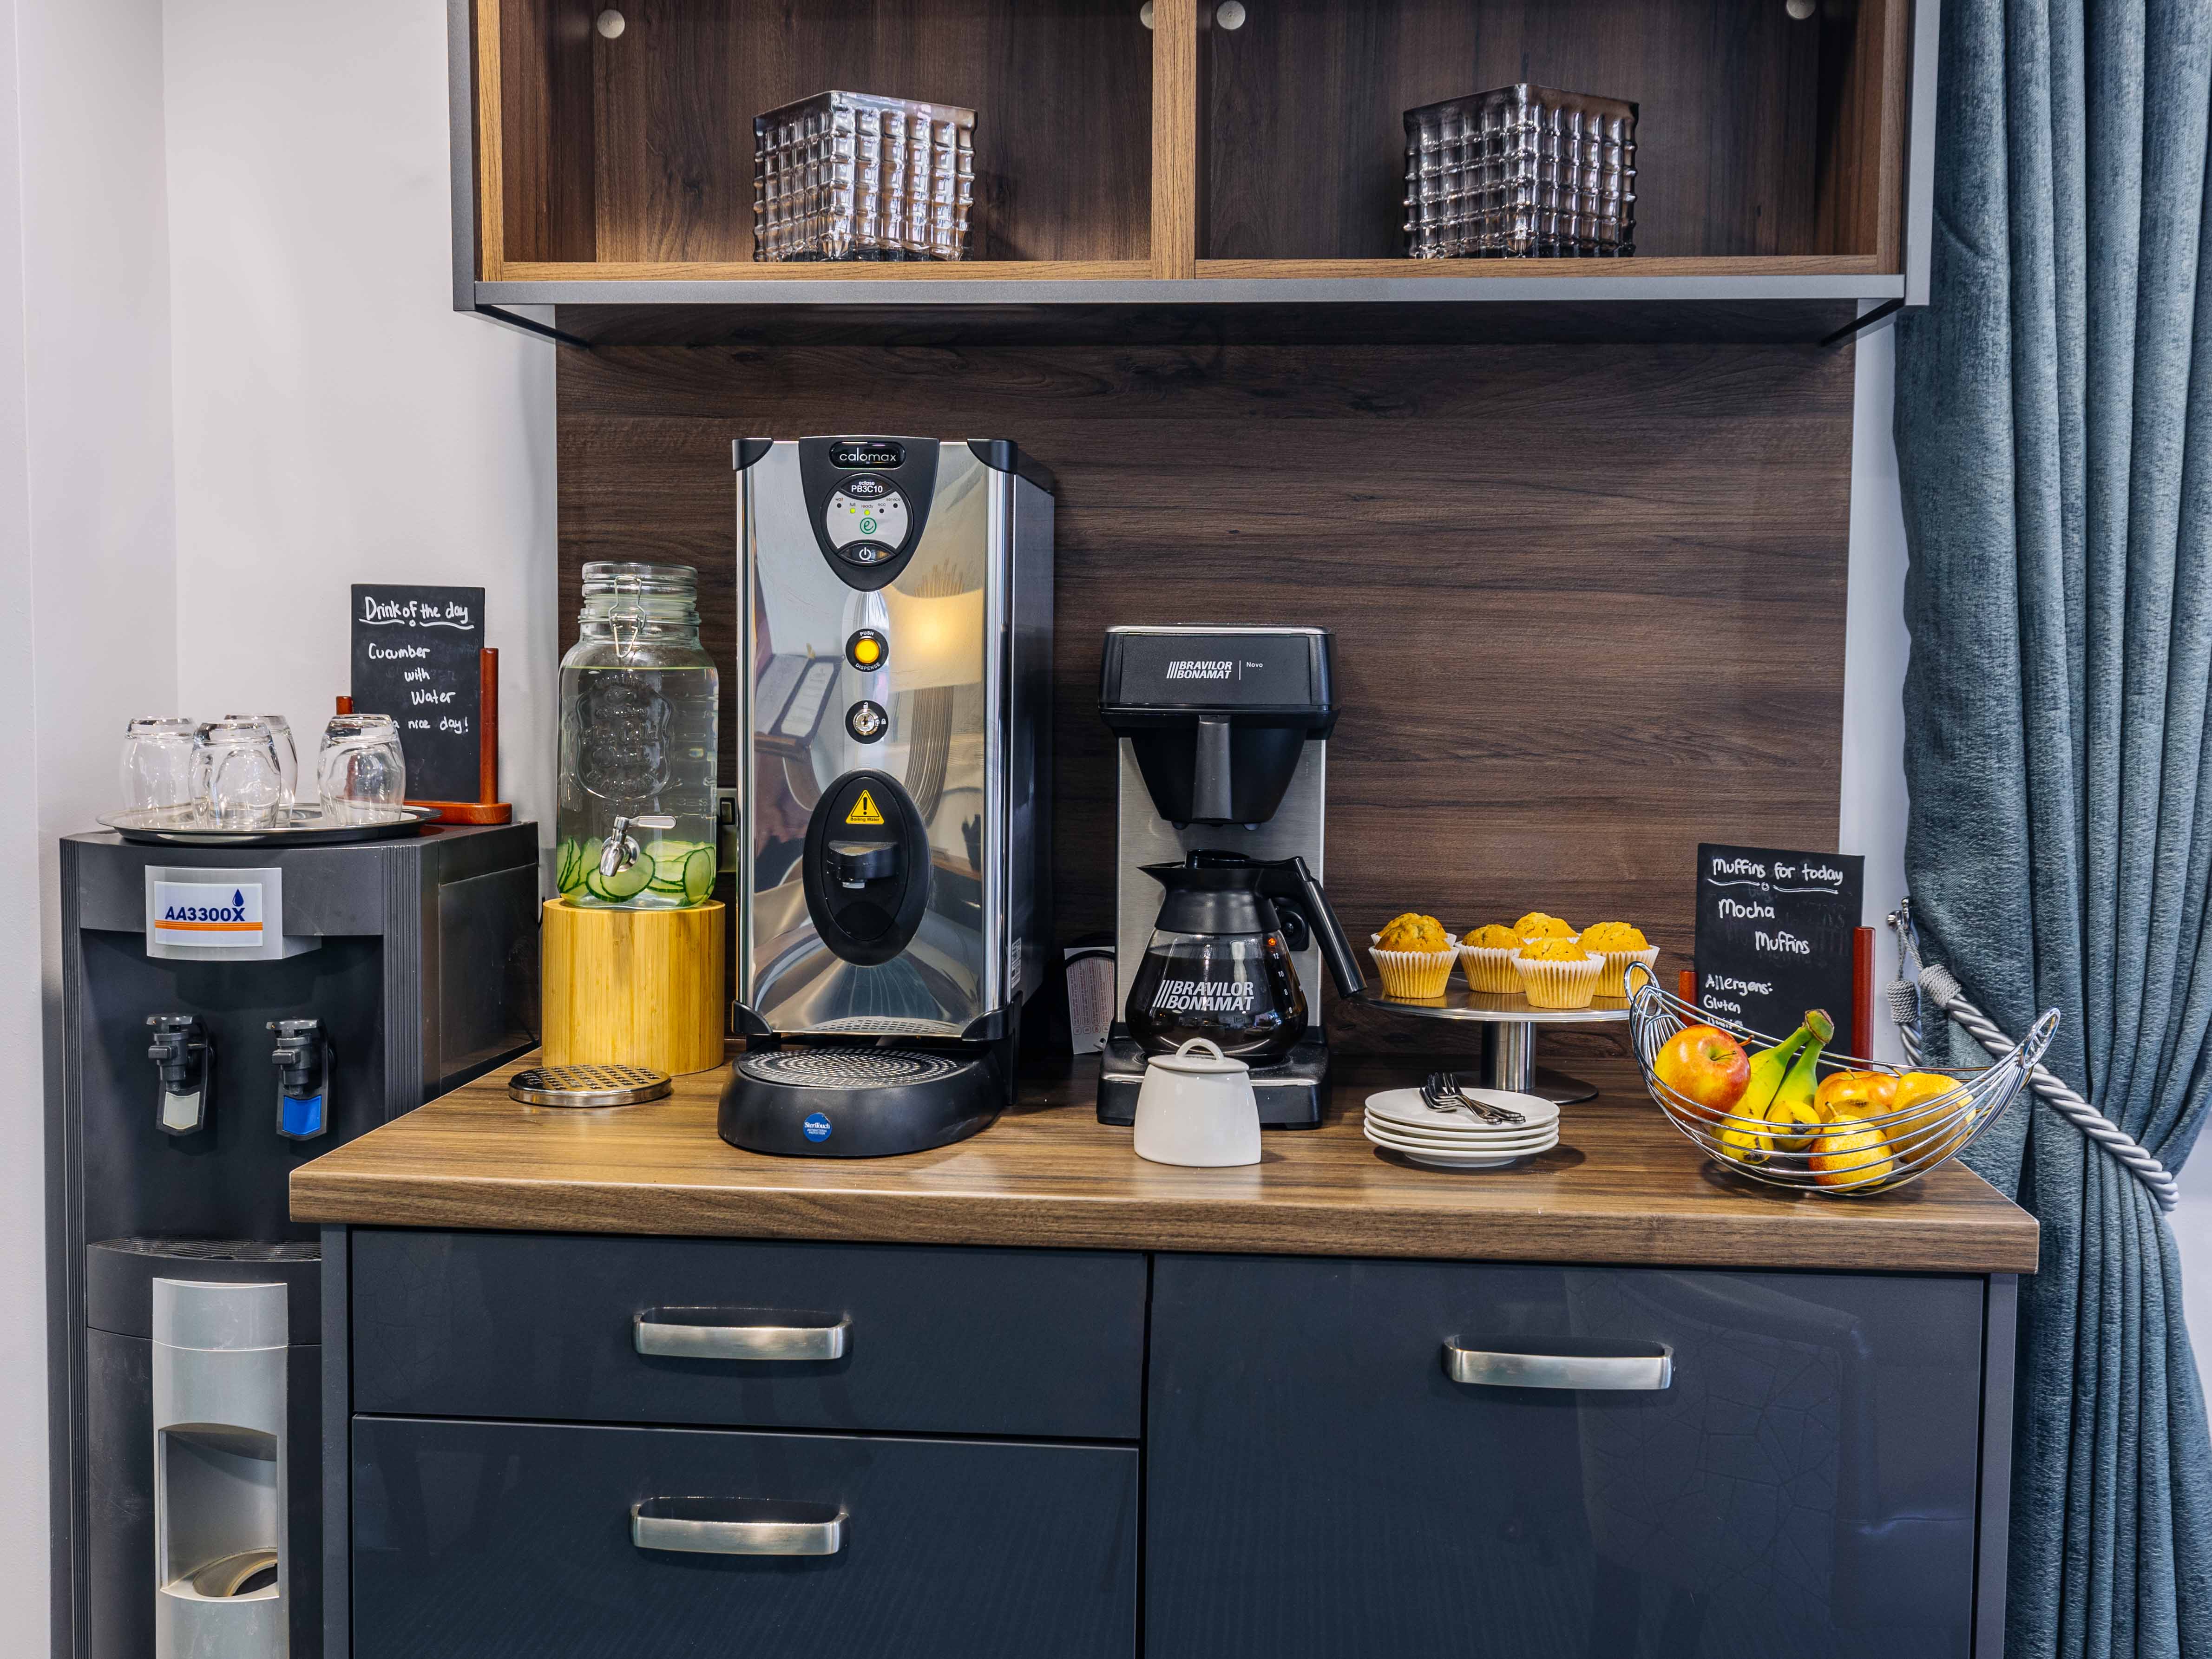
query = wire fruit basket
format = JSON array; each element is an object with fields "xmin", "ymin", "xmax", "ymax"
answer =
[{"xmin": 1627, "ymin": 977, "xmax": 2057, "ymax": 1197}]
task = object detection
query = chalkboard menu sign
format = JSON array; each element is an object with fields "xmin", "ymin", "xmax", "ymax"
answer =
[
  {"xmin": 1693, "ymin": 843, "xmax": 1864, "ymax": 1042},
  {"xmin": 349, "ymin": 585, "xmax": 485, "ymax": 803}
]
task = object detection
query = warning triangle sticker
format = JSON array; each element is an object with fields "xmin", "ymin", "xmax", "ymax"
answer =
[{"xmin": 845, "ymin": 790, "xmax": 886, "ymax": 826}]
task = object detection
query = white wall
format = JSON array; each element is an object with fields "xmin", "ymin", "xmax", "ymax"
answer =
[
  {"xmin": 0, "ymin": 2, "xmax": 553, "ymax": 1649},
  {"xmin": 1, "ymin": 0, "xmax": 184, "ymax": 1647},
  {"xmin": 1840, "ymin": 322, "xmax": 1910, "ymax": 1066},
  {"xmin": 164, "ymin": 0, "xmax": 557, "ymax": 833}
]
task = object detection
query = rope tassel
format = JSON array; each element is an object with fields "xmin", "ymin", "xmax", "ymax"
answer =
[{"xmin": 1887, "ymin": 903, "xmax": 2178, "ymax": 1212}]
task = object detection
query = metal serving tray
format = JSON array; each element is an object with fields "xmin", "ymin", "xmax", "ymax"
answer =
[{"xmin": 98, "ymin": 805, "xmax": 440, "ymax": 847}]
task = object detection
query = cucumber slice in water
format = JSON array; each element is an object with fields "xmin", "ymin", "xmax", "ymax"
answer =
[
  {"xmin": 598, "ymin": 856, "xmax": 654, "ymax": 901},
  {"xmin": 644, "ymin": 840, "xmax": 694, "ymax": 890},
  {"xmin": 555, "ymin": 841, "xmax": 586, "ymax": 895},
  {"xmin": 681, "ymin": 847, "xmax": 715, "ymax": 905}
]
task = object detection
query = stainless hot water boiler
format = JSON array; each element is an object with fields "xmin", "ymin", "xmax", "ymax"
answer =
[{"xmin": 722, "ymin": 437, "xmax": 1053, "ymax": 1156}]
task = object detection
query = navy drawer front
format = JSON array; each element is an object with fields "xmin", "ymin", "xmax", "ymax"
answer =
[
  {"xmin": 350, "ymin": 1230, "xmax": 1146, "ymax": 1440},
  {"xmin": 352, "ymin": 1416, "xmax": 1137, "ymax": 1659},
  {"xmin": 1145, "ymin": 1256, "xmax": 1986, "ymax": 1659}
]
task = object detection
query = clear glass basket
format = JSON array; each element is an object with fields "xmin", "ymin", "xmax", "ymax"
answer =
[
  {"xmin": 1405, "ymin": 85, "xmax": 1638, "ymax": 259},
  {"xmin": 754, "ymin": 90, "xmax": 976, "ymax": 262}
]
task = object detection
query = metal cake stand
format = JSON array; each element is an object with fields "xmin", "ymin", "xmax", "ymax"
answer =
[{"xmin": 1348, "ymin": 984, "xmax": 1633, "ymax": 1104}]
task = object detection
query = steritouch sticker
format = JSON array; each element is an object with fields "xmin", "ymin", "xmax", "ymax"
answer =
[
  {"xmin": 845, "ymin": 790, "xmax": 884, "ymax": 826},
  {"xmin": 802, "ymin": 1112, "xmax": 834, "ymax": 1142}
]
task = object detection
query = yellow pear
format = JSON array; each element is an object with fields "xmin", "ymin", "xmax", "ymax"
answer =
[
  {"xmin": 1887, "ymin": 1071, "xmax": 1969, "ymax": 1163},
  {"xmin": 1808, "ymin": 1114, "xmax": 1896, "ymax": 1189}
]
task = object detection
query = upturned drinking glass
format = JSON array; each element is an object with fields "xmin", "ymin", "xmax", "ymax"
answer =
[
  {"xmin": 318, "ymin": 713, "xmax": 407, "ymax": 823},
  {"xmin": 120, "ymin": 717, "xmax": 201, "ymax": 821},
  {"xmin": 223, "ymin": 713, "xmax": 297, "ymax": 807},
  {"xmin": 197, "ymin": 719, "xmax": 286, "ymax": 830}
]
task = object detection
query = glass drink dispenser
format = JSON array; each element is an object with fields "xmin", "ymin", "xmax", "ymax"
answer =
[{"xmin": 555, "ymin": 561, "xmax": 720, "ymax": 907}]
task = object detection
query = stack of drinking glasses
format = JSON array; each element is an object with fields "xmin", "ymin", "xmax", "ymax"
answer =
[{"xmin": 119, "ymin": 713, "xmax": 408, "ymax": 830}]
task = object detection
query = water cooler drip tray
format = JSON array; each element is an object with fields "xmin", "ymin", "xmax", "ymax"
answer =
[{"xmin": 185, "ymin": 1548, "xmax": 280, "ymax": 1598}]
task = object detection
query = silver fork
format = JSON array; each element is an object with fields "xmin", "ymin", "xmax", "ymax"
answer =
[{"xmin": 1422, "ymin": 1071, "xmax": 1526, "ymax": 1126}]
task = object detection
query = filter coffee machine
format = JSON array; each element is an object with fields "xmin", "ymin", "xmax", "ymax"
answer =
[
  {"xmin": 1098, "ymin": 626, "xmax": 1361, "ymax": 1127},
  {"xmin": 722, "ymin": 436, "xmax": 1053, "ymax": 1157}
]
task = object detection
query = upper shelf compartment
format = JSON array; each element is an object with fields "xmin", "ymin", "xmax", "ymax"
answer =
[
  {"xmin": 449, "ymin": 0, "xmax": 1934, "ymax": 338},
  {"xmin": 1199, "ymin": 0, "xmax": 1909, "ymax": 271},
  {"xmin": 475, "ymin": 0, "xmax": 1154, "ymax": 280}
]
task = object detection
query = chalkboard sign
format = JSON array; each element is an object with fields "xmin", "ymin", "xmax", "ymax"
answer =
[
  {"xmin": 1693, "ymin": 843, "xmax": 1864, "ymax": 1042},
  {"xmin": 350, "ymin": 585, "xmax": 485, "ymax": 802}
]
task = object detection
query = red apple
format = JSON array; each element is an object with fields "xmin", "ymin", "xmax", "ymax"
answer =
[{"xmin": 1653, "ymin": 1024, "xmax": 1751, "ymax": 1117}]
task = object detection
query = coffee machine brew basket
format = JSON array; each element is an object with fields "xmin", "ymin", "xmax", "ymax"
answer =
[{"xmin": 1099, "ymin": 628, "xmax": 1338, "ymax": 827}]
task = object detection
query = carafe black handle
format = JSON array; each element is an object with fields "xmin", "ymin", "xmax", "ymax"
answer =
[{"xmin": 1287, "ymin": 856, "xmax": 1365, "ymax": 997}]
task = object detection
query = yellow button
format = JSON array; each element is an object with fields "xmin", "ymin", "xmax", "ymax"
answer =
[{"xmin": 854, "ymin": 638, "xmax": 881, "ymax": 665}]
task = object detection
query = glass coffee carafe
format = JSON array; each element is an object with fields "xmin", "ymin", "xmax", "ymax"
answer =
[{"xmin": 1126, "ymin": 852, "xmax": 1363, "ymax": 1064}]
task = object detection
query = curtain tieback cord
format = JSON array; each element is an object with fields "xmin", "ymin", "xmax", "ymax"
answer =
[{"xmin": 1886, "ymin": 903, "xmax": 2178, "ymax": 1213}]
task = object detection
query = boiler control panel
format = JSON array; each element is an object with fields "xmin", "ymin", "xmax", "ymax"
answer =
[{"xmin": 823, "ymin": 479, "xmax": 911, "ymax": 567}]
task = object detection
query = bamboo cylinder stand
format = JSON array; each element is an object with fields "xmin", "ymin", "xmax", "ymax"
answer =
[{"xmin": 542, "ymin": 898, "xmax": 725, "ymax": 1076}]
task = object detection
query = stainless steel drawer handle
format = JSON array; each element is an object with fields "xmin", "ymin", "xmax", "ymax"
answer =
[
  {"xmin": 634, "ymin": 1307, "xmax": 849, "ymax": 1361},
  {"xmin": 1443, "ymin": 1338, "xmax": 1673, "ymax": 1390},
  {"xmin": 631, "ymin": 1497, "xmax": 846, "ymax": 1556}
]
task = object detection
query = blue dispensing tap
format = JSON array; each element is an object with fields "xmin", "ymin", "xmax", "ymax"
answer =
[{"xmin": 268, "ymin": 1018, "xmax": 331, "ymax": 1141}]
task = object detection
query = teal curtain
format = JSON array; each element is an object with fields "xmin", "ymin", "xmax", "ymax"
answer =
[{"xmin": 1892, "ymin": 0, "xmax": 2212, "ymax": 1653}]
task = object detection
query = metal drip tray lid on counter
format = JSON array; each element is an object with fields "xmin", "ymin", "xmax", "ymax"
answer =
[
  {"xmin": 735, "ymin": 1048, "xmax": 971, "ymax": 1089},
  {"xmin": 509, "ymin": 1063, "xmax": 673, "ymax": 1108}
]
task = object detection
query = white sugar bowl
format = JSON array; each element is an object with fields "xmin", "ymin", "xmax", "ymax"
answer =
[{"xmin": 1132, "ymin": 1038, "xmax": 1262, "ymax": 1167}]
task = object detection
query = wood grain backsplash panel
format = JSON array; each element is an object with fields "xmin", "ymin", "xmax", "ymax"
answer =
[{"xmin": 557, "ymin": 338, "xmax": 1853, "ymax": 1053}]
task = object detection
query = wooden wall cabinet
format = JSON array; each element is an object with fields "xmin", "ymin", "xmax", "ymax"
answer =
[{"xmin": 449, "ymin": 0, "xmax": 1937, "ymax": 338}]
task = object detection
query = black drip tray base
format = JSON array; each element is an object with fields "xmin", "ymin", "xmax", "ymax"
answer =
[{"xmin": 720, "ymin": 1044, "xmax": 1007, "ymax": 1158}]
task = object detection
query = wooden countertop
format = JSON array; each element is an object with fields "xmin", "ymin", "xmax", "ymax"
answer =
[{"xmin": 290, "ymin": 1055, "xmax": 2038, "ymax": 1272}]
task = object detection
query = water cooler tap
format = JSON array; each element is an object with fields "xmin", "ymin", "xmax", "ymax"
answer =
[
  {"xmin": 146, "ymin": 1015, "xmax": 211, "ymax": 1136},
  {"xmin": 267, "ymin": 1018, "xmax": 331, "ymax": 1141}
]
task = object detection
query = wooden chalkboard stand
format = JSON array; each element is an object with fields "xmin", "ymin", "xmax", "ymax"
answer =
[
  {"xmin": 1678, "ymin": 927, "xmax": 1878, "ymax": 1057},
  {"xmin": 338, "ymin": 647, "xmax": 511, "ymax": 825}
]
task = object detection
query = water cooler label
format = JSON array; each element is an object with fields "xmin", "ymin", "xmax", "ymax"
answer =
[
  {"xmin": 143, "ymin": 866, "xmax": 294, "ymax": 962},
  {"xmin": 149, "ymin": 882, "xmax": 266, "ymax": 949},
  {"xmin": 802, "ymin": 1113, "xmax": 834, "ymax": 1142}
]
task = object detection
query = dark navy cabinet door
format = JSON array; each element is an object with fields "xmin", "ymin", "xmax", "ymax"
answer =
[
  {"xmin": 353, "ymin": 1416, "xmax": 1138, "ymax": 1659},
  {"xmin": 1146, "ymin": 1256, "xmax": 1986, "ymax": 1659},
  {"xmin": 351, "ymin": 1229, "xmax": 1146, "ymax": 1439}
]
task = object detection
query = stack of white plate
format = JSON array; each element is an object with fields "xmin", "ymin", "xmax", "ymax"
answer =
[{"xmin": 1363, "ymin": 1088, "xmax": 1561, "ymax": 1168}]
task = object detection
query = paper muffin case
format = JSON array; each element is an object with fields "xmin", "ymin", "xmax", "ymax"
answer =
[
  {"xmin": 1595, "ymin": 945, "xmax": 1660, "ymax": 997},
  {"xmin": 1369, "ymin": 934, "xmax": 1459, "ymax": 999},
  {"xmin": 1457, "ymin": 944, "xmax": 1521, "ymax": 993},
  {"xmin": 1512, "ymin": 949, "xmax": 1604, "ymax": 1009}
]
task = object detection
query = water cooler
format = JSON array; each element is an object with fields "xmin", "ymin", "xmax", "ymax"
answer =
[{"xmin": 52, "ymin": 824, "xmax": 540, "ymax": 1659}]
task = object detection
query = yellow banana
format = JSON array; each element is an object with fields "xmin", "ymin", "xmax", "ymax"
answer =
[
  {"xmin": 1738, "ymin": 1008, "xmax": 1834, "ymax": 1120},
  {"xmin": 1764, "ymin": 1016, "xmax": 1834, "ymax": 1153}
]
